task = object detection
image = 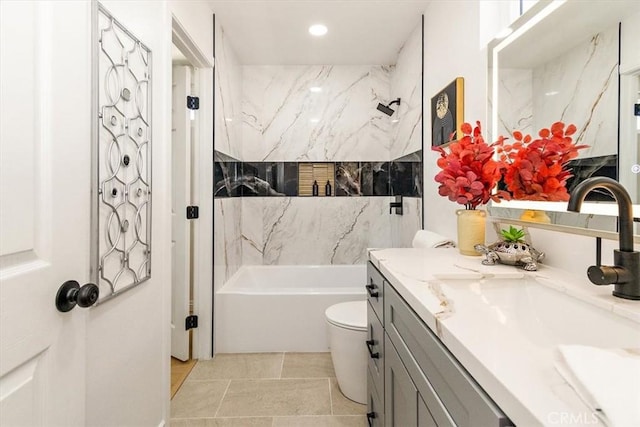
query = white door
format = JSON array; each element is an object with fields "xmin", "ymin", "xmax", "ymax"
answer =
[
  {"xmin": 0, "ymin": 1, "xmax": 91, "ymax": 425},
  {"xmin": 171, "ymin": 65, "xmax": 193, "ymax": 361}
]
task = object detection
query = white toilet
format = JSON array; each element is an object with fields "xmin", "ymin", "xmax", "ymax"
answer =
[{"xmin": 325, "ymin": 300, "xmax": 368, "ymax": 404}]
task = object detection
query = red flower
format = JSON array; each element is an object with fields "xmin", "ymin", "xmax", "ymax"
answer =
[
  {"xmin": 433, "ymin": 121, "xmax": 510, "ymax": 209},
  {"xmin": 495, "ymin": 122, "xmax": 588, "ymax": 201}
]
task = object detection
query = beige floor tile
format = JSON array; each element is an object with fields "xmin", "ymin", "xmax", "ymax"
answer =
[
  {"xmin": 273, "ymin": 415, "xmax": 367, "ymax": 426},
  {"xmin": 170, "ymin": 380, "xmax": 230, "ymax": 419},
  {"xmin": 171, "ymin": 418, "xmax": 273, "ymax": 427},
  {"xmin": 281, "ymin": 352, "xmax": 335, "ymax": 378},
  {"xmin": 330, "ymin": 378, "xmax": 367, "ymax": 416},
  {"xmin": 189, "ymin": 353, "xmax": 284, "ymax": 380},
  {"xmin": 217, "ymin": 378, "xmax": 332, "ymax": 417}
]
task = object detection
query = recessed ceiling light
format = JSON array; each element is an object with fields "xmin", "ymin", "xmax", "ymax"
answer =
[
  {"xmin": 545, "ymin": 91, "xmax": 559, "ymax": 96},
  {"xmin": 309, "ymin": 24, "xmax": 328, "ymax": 37},
  {"xmin": 310, "ymin": 118, "xmax": 320, "ymax": 123},
  {"xmin": 309, "ymin": 86, "xmax": 322, "ymax": 93}
]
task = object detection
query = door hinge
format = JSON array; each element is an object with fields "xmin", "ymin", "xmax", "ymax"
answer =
[
  {"xmin": 187, "ymin": 96, "xmax": 200, "ymax": 110},
  {"xmin": 186, "ymin": 205, "xmax": 199, "ymax": 219},
  {"xmin": 634, "ymin": 103, "xmax": 639, "ymax": 116},
  {"xmin": 185, "ymin": 315, "xmax": 198, "ymax": 330}
]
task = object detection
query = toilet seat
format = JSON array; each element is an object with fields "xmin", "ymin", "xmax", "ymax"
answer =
[{"xmin": 325, "ymin": 301, "xmax": 367, "ymax": 331}]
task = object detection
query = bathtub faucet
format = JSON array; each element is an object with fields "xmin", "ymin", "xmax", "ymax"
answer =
[{"xmin": 567, "ymin": 177, "xmax": 640, "ymax": 300}]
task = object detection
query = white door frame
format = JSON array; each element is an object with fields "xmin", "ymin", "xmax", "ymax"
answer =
[{"xmin": 172, "ymin": 16, "xmax": 214, "ymax": 360}]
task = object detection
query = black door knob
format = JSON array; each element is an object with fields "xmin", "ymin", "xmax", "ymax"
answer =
[{"xmin": 55, "ymin": 280, "xmax": 99, "ymax": 312}]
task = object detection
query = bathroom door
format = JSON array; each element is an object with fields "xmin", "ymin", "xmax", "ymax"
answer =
[
  {"xmin": 171, "ymin": 64, "xmax": 194, "ymax": 361},
  {"xmin": 0, "ymin": 1, "xmax": 90, "ymax": 424}
]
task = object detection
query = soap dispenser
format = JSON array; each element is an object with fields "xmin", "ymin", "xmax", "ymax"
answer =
[
  {"xmin": 325, "ymin": 180, "xmax": 332, "ymax": 196},
  {"xmin": 312, "ymin": 180, "xmax": 319, "ymax": 196}
]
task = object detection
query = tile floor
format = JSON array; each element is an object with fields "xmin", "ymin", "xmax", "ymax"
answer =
[{"xmin": 171, "ymin": 353, "xmax": 367, "ymax": 426}]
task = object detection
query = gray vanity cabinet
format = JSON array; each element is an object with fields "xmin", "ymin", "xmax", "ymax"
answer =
[
  {"xmin": 367, "ymin": 262, "xmax": 386, "ymax": 426},
  {"xmin": 366, "ymin": 261, "xmax": 513, "ymax": 427}
]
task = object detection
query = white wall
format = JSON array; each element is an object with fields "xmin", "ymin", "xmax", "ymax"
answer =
[{"xmin": 423, "ymin": 0, "xmax": 486, "ymax": 242}]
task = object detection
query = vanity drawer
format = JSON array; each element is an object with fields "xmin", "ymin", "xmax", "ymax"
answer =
[
  {"xmin": 367, "ymin": 301, "xmax": 384, "ymax": 398},
  {"xmin": 367, "ymin": 262, "xmax": 385, "ymax": 322},
  {"xmin": 385, "ymin": 285, "xmax": 511, "ymax": 427}
]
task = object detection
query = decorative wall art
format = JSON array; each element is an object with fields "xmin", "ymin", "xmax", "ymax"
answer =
[
  {"xmin": 431, "ymin": 77, "xmax": 464, "ymax": 147},
  {"xmin": 93, "ymin": 3, "xmax": 152, "ymax": 303}
]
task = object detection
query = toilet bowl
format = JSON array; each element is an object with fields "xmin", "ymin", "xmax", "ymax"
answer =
[{"xmin": 325, "ymin": 300, "xmax": 368, "ymax": 404}]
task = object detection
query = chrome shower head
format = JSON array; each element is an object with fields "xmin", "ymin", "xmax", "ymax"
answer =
[{"xmin": 376, "ymin": 98, "xmax": 401, "ymax": 116}]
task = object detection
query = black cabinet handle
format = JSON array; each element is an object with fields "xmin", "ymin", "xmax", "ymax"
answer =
[
  {"xmin": 367, "ymin": 411, "xmax": 377, "ymax": 427},
  {"xmin": 366, "ymin": 339, "xmax": 379, "ymax": 359},
  {"xmin": 366, "ymin": 279, "xmax": 379, "ymax": 298}
]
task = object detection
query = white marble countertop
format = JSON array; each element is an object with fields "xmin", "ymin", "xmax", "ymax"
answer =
[{"xmin": 368, "ymin": 247, "xmax": 640, "ymax": 426}]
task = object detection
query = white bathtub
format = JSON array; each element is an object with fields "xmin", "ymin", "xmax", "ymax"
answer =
[{"xmin": 215, "ymin": 265, "xmax": 366, "ymax": 353}]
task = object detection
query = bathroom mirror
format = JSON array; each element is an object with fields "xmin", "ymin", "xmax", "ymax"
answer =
[{"xmin": 487, "ymin": 0, "xmax": 640, "ymax": 235}]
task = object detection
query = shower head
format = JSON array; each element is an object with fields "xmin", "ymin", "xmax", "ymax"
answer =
[{"xmin": 376, "ymin": 98, "xmax": 401, "ymax": 116}]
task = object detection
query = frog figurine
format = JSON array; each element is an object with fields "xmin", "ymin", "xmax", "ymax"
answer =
[{"xmin": 474, "ymin": 226, "xmax": 545, "ymax": 271}]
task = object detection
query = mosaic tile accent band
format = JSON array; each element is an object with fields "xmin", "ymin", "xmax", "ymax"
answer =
[{"xmin": 214, "ymin": 150, "xmax": 422, "ymax": 198}]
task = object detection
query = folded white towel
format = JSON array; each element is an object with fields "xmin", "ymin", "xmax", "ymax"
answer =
[
  {"xmin": 555, "ymin": 345, "xmax": 640, "ymax": 426},
  {"xmin": 412, "ymin": 230, "xmax": 455, "ymax": 249}
]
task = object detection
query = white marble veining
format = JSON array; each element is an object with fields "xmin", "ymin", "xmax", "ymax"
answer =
[
  {"xmin": 390, "ymin": 22, "xmax": 423, "ymax": 159},
  {"xmin": 214, "ymin": 24, "xmax": 243, "ymax": 159},
  {"xmin": 533, "ymin": 25, "xmax": 618, "ymax": 158},
  {"xmin": 242, "ymin": 65, "xmax": 392, "ymax": 161},
  {"xmin": 495, "ymin": 68, "xmax": 533, "ymax": 139},
  {"xmin": 369, "ymin": 247, "xmax": 640, "ymax": 426},
  {"xmin": 213, "ymin": 198, "xmax": 242, "ymax": 287},
  {"xmin": 241, "ymin": 197, "xmax": 393, "ymax": 265}
]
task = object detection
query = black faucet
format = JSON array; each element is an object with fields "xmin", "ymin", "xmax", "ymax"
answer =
[{"xmin": 567, "ymin": 177, "xmax": 639, "ymax": 300}]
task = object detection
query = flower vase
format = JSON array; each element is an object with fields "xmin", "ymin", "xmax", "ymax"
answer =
[
  {"xmin": 456, "ymin": 209, "xmax": 486, "ymax": 256},
  {"xmin": 519, "ymin": 209, "xmax": 551, "ymax": 224}
]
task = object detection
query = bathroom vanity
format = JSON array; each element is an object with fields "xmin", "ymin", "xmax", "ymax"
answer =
[{"xmin": 365, "ymin": 247, "xmax": 640, "ymax": 426}]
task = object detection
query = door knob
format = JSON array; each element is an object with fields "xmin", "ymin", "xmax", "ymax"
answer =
[{"xmin": 55, "ymin": 280, "xmax": 99, "ymax": 312}]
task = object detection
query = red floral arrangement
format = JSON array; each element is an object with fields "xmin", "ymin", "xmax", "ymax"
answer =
[
  {"xmin": 495, "ymin": 122, "xmax": 588, "ymax": 201},
  {"xmin": 433, "ymin": 121, "xmax": 510, "ymax": 209}
]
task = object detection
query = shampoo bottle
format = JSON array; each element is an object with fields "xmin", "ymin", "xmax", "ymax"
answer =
[
  {"xmin": 312, "ymin": 180, "xmax": 319, "ymax": 196},
  {"xmin": 325, "ymin": 180, "xmax": 332, "ymax": 196}
]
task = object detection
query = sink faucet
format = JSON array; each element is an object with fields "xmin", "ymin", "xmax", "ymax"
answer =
[{"xmin": 567, "ymin": 177, "xmax": 639, "ymax": 300}]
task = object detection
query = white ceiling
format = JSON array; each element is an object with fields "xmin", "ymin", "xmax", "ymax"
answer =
[{"xmin": 209, "ymin": 0, "xmax": 430, "ymax": 65}]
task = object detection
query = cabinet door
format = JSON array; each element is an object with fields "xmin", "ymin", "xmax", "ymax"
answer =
[
  {"xmin": 385, "ymin": 335, "xmax": 417, "ymax": 427},
  {"xmin": 418, "ymin": 395, "xmax": 438, "ymax": 427}
]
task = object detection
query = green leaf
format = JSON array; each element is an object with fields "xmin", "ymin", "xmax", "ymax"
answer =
[{"xmin": 500, "ymin": 225, "xmax": 525, "ymax": 242}]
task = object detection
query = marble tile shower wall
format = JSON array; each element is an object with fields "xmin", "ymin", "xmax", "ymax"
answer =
[
  {"xmin": 241, "ymin": 197, "xmax": 393, "ymax": 265},
  {"xmin": 390, "ymin": 21, "xmax": 423, "ymax": 159},
  {"xmin": 242, "ymin": 65, "xmax": 392, "ymax": 161},
  {"xmin": 213, "ymin": 22, "xmax": 243, "ymax": 284},
  {"xmin": 213, "ymin": 22, "xmax": 424, "ymax": 268}
]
